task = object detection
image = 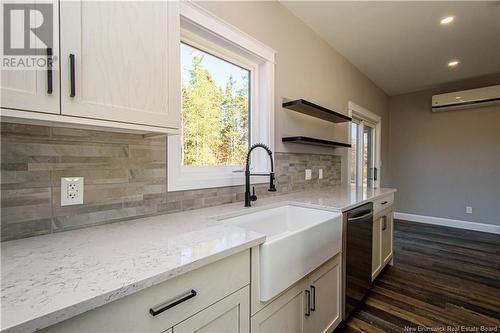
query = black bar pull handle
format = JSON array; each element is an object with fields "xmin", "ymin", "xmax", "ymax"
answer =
[
  {"xmin": 382, "ymin": 216, "xmax": 387, "ymax": 231},
  {"xmin": 69, "ymin": 54, "xmax": 76, "ymax": 97},
  {"xmin": 46, "ymin": 48, "xmax": 53, "ymax": 94},
  {"xmin": 149, "ymin": 289, "xmax": 197, "ymax": 317},
  {"xmin": 305, "ymin": 290, "xmax": 311, "ymax": 317},
  {"xmin": 310, "ymin": 285, "xmax": 316, "ymax": 311},
  {"xmin": 381, "ymin": 201, "xmax": 388, "ymax": 205}
]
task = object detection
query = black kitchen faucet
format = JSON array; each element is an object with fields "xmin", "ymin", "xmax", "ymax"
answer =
[{"xmin": 244, "ymin": 143, "xmax": 277, "ymax": 207}]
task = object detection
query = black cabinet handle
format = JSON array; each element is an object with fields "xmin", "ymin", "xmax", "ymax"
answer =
[
  {"xmin": 69, "ymin": 54, "xmax": 75, "ymax": 97},
  {"xmin": 149, "ymin": 289, "xmax": 197, "ymax": 317},
  {"xmin": 382, "ymin": 217, "xmax": 387, "ymax": 231},
  {"xmin": 310, "ymin": 285, "xmax": 316, "ymax": 311},
  {"xmin": 381, "ymin": 201, "xmax": 388, "ymax": 205},
  {"xmin": 46, "ymin": 48, "xmax": 53, "ymax": 94},
  {"xmin": 305, "ymin": 290, "xmax": 311, "ymax": 317}
]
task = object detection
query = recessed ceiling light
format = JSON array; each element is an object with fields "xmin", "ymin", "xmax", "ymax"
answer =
[
  {"xmin": 448, "ymin": 60, "xmax": 460, "ymax": 67},
  {"xmin": 440, "ymin": 16, "xmax": 454, "ymax": 25}
]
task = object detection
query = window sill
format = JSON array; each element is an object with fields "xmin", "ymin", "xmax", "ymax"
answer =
[{"xmin": 168, "ymin": 171, "xmax": 268, "ymax": 192}]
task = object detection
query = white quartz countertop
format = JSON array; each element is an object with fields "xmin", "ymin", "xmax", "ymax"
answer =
[{"xmin": 1, "ymin": 185, "xmax": 395, "ymax": 333}]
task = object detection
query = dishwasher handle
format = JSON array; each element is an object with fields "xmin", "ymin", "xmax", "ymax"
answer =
[{"xmin": 347, "ymin": 212, "xmax": 372, "ymax": 222}]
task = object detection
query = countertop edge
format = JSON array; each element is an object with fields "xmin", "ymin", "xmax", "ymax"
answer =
[
  {"xmin": 2, "ymin": 235, "xmax": 266, "ymax": 333},
  {"xmin": 339, "ymin": 188, "xmax": 397, "ymax": 212}
]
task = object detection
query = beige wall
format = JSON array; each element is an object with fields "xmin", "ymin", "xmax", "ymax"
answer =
[
  {"xmin": 196, "ymin": 1, "xmax": 390, "ymax": 185},
  {"xmin": 389, "ymin": 74, "xmax": 500, "ymax": 225}
]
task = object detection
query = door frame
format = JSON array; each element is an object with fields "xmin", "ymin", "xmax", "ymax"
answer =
[{"xmin": 348, "ymin": 101, "xmax": 381, "ymax": 188}]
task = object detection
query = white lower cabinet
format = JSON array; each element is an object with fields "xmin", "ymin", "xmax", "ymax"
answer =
[
  {"xmin": 38, "ymin": 245, "xmax": 344, "ymax": 333},
  {"xmin": 372, "ymin": 204, "xmax": 394, "ymax": 281},
  {"xmin": 251, "ymin": 254, "xmax": 342, "ymax": 333},
  {"xmin": 304, "ymin": 256, "xmax": 342, "ymax": 333},
  {"xmin": 40, "ymin": 251, "xmax": 250, "ymax": 333},
  {"xmin": 381, "ymin": 211, "xmax": 394, "ymax": 265},
  {"xmin": 372, "ymin": 215, "xmax": 383, "ymax": 279},
  {"xmin": 172, "ymin": 286, "xmax": 249, "ymax": 333},
  {"xmin": 251, "ymin": 282, "xmax": 307, "ymax": 333}
]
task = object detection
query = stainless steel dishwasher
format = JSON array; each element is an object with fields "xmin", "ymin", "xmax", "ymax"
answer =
[{"xmin": 342, "ymin": 202, "xmax": 373, "ymax": 320}]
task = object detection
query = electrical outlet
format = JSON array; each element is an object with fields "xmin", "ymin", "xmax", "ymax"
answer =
[
  {"xmin": 61, "ymin": 177, "xmax": 84, "ymax": 206},
  {"xmin": 319, "ymin": 169, "xmax": 323, "ymax": 179},
  {"xmin": 466, "ymin": 206, "xmax": 472, "ymax": 214},
  {"xmin": 305, "ymin": 169, "xmax": 312, "ymax": 180}
]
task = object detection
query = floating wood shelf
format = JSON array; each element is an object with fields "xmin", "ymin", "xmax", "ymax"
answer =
[
  {"xmin": 282, "ymin": 136, "xmax": 351, "ymax": 148},
  {"xmin": 282, "ymin": 99, "xmax": 351, "ymax": 123}
]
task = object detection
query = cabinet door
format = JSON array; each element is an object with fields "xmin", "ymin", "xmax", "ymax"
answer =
[
  {"xmin": 1, "ymin": 0, "xmax": 59, "ymax": 114},
  {"xmin": 372, "ymin": 216, "xmax": 382, "ymax": 280},
  {"xmin": 251, "ymin": 284, "xmax": 306, "ymax": 333},
  {"xmin": 60, "ymin": 1, "xmax": 180, "ymax": 129},
  {"xmin": 173, "ymin": 286, "xmax": 249, "ymax": 333},
  {"xmin": 304, "ymin": 255, "xmax": 342, "ymax": 333},
  {"xmin": 381, "ymin": 212, "xmax": 394, "ymax": 265}
]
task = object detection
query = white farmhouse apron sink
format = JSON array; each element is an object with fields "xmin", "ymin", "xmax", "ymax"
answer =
[{"xmin": 221, "ymin": 204, "xmax": 342, "ymax": 301}]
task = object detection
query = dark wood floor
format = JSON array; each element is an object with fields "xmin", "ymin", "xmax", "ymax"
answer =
[{"xmin": 340, "ymin": 220, "xmax": 500, "ymax": 333}]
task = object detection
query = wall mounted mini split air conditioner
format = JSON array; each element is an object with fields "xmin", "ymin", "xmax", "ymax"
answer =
[{"xmin": 431, "ymin": 84, "xmax": 500, "ymax": 112}]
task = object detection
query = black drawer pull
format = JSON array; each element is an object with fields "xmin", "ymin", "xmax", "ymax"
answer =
[
  {"xmin": 305, "ymin": 289, "xmax": 311, "ymax": 317},
  {"xmin": 69, "ymin": 54, "xmax": 76, "ymax": 97},
  {"xmin": 149, "ymin": 289, "xmax": 197, "ymax": 317},
  {"xmin": 310, "ymin": 285, "xmax": 316, "ymax": 311},
  {"xmin": 381, "ymin": 201, "xmax": 388, "ymax": 205},
  {"xmin": 47, "ymin": 48, "xmax": 53, "ymax": 94}
]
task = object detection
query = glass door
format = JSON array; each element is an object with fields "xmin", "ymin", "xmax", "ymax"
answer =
[
  {"xmin": 363, "ymin": 123, "xmax": 376, "ymax": 187},
  {"xmin": 350, "ymin": 121, "xmax": 359, "ymax": 186},
  {"xmin": 351, "ymin": 117, "xmax": 377, "ymax": 187}
]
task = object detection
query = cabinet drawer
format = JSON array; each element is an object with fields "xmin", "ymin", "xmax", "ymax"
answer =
[
  {"xmin": 41, "ymin": 250, "xmax": 250, "ymax": 333},
  {"xmin": 172, "ymin": 285, "xmax": 250, "ymax": 333},
  {"xmin": 373, "ymin": 194, "xmax": 394, "ymax": 215}
]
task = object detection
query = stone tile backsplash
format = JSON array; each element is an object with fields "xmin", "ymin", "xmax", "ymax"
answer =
[{"xmin": 1, "ymin": 122, "xmax": 341, "ymax": 241}]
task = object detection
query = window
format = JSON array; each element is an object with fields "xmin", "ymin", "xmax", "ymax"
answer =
[
  {"xmin": 349, "ymin": 102, "xmax": 381, "ymax": 188},
  {"xmin": 168, "ymin": 2, "xmax": 275, "ymax": 191},
  {"xmin": 181, "ymin": 42, "xmax": 250, "ymax": 167}
]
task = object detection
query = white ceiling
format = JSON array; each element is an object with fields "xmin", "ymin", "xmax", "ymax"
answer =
[{"xmin": 281, "ymin": 1, "xmax": 500, "ymax": 96}]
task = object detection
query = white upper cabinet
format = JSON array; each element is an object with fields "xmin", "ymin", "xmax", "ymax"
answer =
[
  {"xmin": 59, "ymin": 0, "xmax": 181, "ymax": 129},
  {"xmin": 0, "ymin": 0, "xmax": 60, "ymax": 114},
  {"xmin": 2, "ymin": 1, "xmax": 180, "ymax": 134}
]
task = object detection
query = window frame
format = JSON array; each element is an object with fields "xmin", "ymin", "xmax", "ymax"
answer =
[{"xmin": 168, "ymin": 2, "xmax": 275, "ymax": 192}]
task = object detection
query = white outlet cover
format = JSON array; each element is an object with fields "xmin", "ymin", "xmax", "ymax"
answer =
[
  {"xmin": 319, "ymin": 169, "xmax": 323, "ymax": 179},
  {"xmin": 305, "ymin": 169, "xmax": 312, "ymax": 180},
  {"xmin": 61, "ymin": 177, "xmax": 84, "ymax": 206},
  {"xmin": 466, "ymin": 206, "xmax": 472, "ymax": 214}
]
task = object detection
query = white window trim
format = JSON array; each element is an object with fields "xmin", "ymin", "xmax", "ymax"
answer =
[
  {"xmin": 168, "ymin": 2, "xmax": 276, "ymax": 192},
  {"xmin": 348, "ymin": 101, "xmax": 382, "ymax": 188}
]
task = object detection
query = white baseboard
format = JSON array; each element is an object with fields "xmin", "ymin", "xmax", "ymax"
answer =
[{"xmin": 394, "ymin": 212, "xmax": 500, "ymax": 235}]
